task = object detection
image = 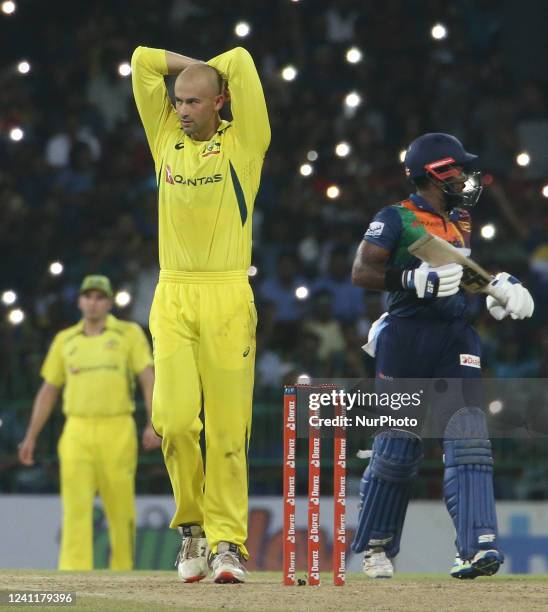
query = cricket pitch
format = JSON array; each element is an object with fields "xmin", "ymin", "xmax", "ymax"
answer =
[{"xmin": 1, "ymin": 571, "xmax": 547, "ymax": 611}]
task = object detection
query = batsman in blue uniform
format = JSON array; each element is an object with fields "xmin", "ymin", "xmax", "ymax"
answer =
[{"xmin": 350, "ymin": 133, "xmax": 534, "ymax": 579}]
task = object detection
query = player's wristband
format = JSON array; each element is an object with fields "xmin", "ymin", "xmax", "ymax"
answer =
[{"xmin": 385, "ymin": 268, "xmax": 406, "ymax": 291}]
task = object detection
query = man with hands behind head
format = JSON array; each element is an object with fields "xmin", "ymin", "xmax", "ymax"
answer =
[{"xmin": 131, "ymin": 41, "xmax": 269, "ymax": 583}]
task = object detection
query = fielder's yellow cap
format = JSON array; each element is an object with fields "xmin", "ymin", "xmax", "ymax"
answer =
[{"xmin": 80, "ymin": 275, "xmax": 113, "ymax": 298}]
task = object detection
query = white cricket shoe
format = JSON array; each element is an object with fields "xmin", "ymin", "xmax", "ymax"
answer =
[
  {"xmin": 210, "ymin": 542, "xmax": 247, "ymax": 584},
  {"xmin": 175, "ymin": 525, "xmax": 208, "ymax": 583},
  {"xmin": 362, "ymin": 548, "xmax": 394, "ymax": 578}
]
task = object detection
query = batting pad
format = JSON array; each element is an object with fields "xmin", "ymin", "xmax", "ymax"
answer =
[
  {"xmin": 443, "ymin": 407, "xmax": 499, "ymax": 561},
  {"xmin": 351, "ymin": 430, "xmax": 423, "ymax": 556}
]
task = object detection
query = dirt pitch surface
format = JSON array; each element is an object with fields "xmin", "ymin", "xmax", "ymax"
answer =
[{"xmin": 0, "ymin": 571, "xmax": 547, "ymax": 612}]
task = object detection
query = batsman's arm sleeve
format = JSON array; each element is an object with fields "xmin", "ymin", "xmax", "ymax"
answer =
[
  {"xmin": 131, "ymin": 46, "xmax": 180, "ymax": 162},
  {"xmin": 363, "ymin": 206, "xmax": 403, "ymax": 252},
  {"xmin": 208, "ymin": 47, "xmax": 271, "ymax": 155}
]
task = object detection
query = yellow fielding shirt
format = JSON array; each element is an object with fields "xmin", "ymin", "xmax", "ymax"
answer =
[
  {"xmin": 40, "ymin": 315, "xmax": 153, "ymax": 417},
  {"xmin": 131, "ymin": 46, "xmax": 270, "ymax": 272}
]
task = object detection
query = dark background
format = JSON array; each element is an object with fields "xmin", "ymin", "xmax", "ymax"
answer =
[{"xmin": 0, "ymin": 0, "xmax": 547, "ymax": 499}]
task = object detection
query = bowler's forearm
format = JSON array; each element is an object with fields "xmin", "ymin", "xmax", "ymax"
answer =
[{"xmin": 165, "ymin": 50, "xmax": 202, "ymax": 75}]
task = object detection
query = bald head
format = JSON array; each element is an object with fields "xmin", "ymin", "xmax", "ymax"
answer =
[{"xmin": 175, "ymin": 63, "xmax": 223, "ymax": 97}]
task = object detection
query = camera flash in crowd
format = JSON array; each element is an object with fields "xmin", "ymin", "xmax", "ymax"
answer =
[
  {"xmin": 516, "ymin": 152, "xmax": 530, "ymax": 167},
  {"xmin": 17, "ymin": 60, "xmax": 30, "ymax": 74},
  {"xmin": 8, "ymin": 308, "xmax": 25, "ymax": 325},
  {"xmin": 335, "ymin": 142, "xmax": 351, "ymax": 158},
  {"xmin": 307, "ymin": 150, "xmax": 318, "ymax": 162},
  {"xmin": 344, "ymin": 91, "xmax": 362, "ymax": 109},
  {"xmin": 115, "ymin": 291, "xmax": 132, "ymax": 308},
  {"xmin": 248, "ymin": 265, "xmax": 258, "ymax": 277},
  {"xmin": 281, "ymin": 65, "xmax": 297, "ymax": 81},
  {"xmin": 118, "ymin": 62, "xmax": 131, "ymax": 77},
  {"xmin": 399, "ymin": 149, "xmax": 407, "ymax": 163},
  {"xmin": 480, "ymin": 223, "xmax": 496, "ymax": 240},
  {"xmin": 49, "ymin": 261, "xmax": 64, "ymax": 276},
  {"xmin": 1, "ymin": 1, "xmax": 16, "ymax": 15},
  {"xmin": 488, "ymin": 400, "xmax": 504, "ymax": 415},
  {"xmin": 431, "ymin": 23, "xmax": 448, "ymax": 40},
  {"xmin": 326, "ymin": 184, "xmax": 341, "ymax": 199},
  {"xmin": 1, "ymin": 290, "xmax": 17, "ymax": 306},
  {"xmin": 234, "ymin": 21, "xmax": 251, "ymax": 37},
  {"xmin": 9, "ymin": 127, "xmax": 24, "ymax": 141},
  {"xmin": 345, "ymin": 47, "xmax": 362, "ymax": 64},
  {"xmin": 542, "ymin": 185, "xmax": 548, "ymax": 198},
  {"xmin": 295, "ymin": 286, "xmax": 309, "ymax": 300},
  {"xmin": 299, "ymin": 163, "xmax": 313, "ymax": 177}
]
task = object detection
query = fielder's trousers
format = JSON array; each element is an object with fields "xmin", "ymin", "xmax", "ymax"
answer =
[
  {"xmin": 58, "ymin": 414, "xmax": 137, "ymax": 570},
  {"xmin": 149, "ymin": 270, "xmax": 256, "ymax": 558}
]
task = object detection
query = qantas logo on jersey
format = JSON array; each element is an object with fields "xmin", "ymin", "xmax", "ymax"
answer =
[{"xmin": 165, "ymin": 165, "xmax": 223, "ymax": 186}]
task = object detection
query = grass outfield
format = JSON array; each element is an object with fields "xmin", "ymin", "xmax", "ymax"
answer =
[{"xmin": 0, "ymin": 571, "xmax": 547, "ymax": 611}]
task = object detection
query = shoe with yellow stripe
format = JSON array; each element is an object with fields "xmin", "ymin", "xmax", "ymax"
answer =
[{"xmin": 451, "ymin": 549, "xmax": 503, "ymax": 579}]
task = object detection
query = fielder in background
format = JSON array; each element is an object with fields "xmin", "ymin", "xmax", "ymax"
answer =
[
  {"xmin": 351, "ymin": 133, "xmax": 534, "ymax": 579},
  {"xmin": 18, "ymin": 275, "xmax": 158, "ymax": 570},
  {"xmin": 131, "ymin": 43, "xmax": 269, "ymax": 583}
]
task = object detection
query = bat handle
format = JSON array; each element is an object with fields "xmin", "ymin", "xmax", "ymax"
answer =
[{"xmin": 482, "ymin": 276, "xmax": 509, "ymax": 306}]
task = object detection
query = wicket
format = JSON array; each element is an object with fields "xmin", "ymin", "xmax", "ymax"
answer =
[{"xmin": 283, "ymin": 385, "xmax": 346, "ymax": 586}]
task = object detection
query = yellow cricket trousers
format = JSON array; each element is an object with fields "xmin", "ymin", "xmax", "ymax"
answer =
[
  {"xmin": 58, "ymin": 414, "xmax": 137, "ymax": 570},
  {"xmin": 149, "ymin": 270, "xmax": 257, "ymax": 558}
]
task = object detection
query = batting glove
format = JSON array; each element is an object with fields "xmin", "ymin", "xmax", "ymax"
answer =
[
  {"xmin": 402, "ymin": 262, "xmax": 463, "ymax": 299},
  {"xmin": 486, "ymin": 272, "xmax": 534, "ymax": 320}
]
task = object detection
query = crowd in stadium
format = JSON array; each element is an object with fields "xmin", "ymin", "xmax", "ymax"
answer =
[{"xmin": 1, "ymin": 0, "xmax": 547, "ymax": 496}]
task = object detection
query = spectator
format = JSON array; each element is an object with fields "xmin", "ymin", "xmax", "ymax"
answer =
[
  {"xmin": 314, "ymin": 247, "xmax": 366, "ymax": 323},
  {"xmin": 258, "ymin": 253, "xmax": 306, "ymax": 323},
  {"xmin": 304, "ymin": 290, "xmax": 345, "ymax": 361}
]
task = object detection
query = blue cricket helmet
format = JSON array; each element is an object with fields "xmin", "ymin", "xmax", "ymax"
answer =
[
  {"xmin": 404, "ymin": 133, "xmax": 478, "ymax": 179},
  {"xmin": 404, "ymin": 133, "xmax": 482, "ymax": 207}
]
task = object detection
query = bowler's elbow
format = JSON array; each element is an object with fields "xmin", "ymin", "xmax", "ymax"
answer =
[
  {"xmin": 131, "ymin": 46, "xmax": 145, "ymax": 70},
  {"xmin": 231, "ymin": 46, "xmax": 252, "ymax": 62}
]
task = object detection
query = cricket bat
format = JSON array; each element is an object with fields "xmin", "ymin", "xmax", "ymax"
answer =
[{"xmin": 408, "ymin": 233, "xmax": 493, "ymax": 294}]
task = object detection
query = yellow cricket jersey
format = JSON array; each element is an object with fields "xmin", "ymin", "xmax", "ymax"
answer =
[
  {"xmin": 131, "ymin": 46, "xmax": 270, "ymax": 272},
  {"xmin": 40, "ymin": 315, "xmax": 152, "ymax": 417}
]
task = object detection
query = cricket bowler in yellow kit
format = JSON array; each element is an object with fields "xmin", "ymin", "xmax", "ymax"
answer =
[
  {"xmin": 131, "ymin": 43, "xmax": 270, "ymax": 583},
  {"xmin": 18, "ymin": 276, "xmax": 157, "ymax": 570}
]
